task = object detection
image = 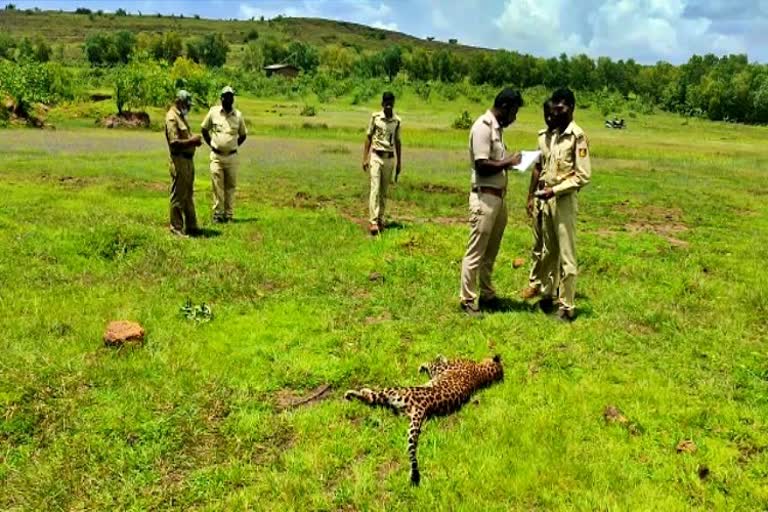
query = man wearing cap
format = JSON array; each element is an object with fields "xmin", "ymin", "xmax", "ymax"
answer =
[
  {"xmin": 201, "ymin": 86, "xmax": 248, "ymax": 223},
  {"xmin": 362, "ymin": 91, "xmax": 401, "ymax": 236},
  {"xmin": 165, "ymin": 90, "xmax": 203, "ymax": 236},
  {"xmin": 459, "ymin": 88, "xmax": 523, "ymax": 316}
]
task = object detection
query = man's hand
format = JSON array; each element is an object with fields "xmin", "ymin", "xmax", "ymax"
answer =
[
  {"xmin": 526, "ymin": 196, "xmax": 534, "ymax": 218},
  {"xmin": 191, "ymin": 134, "xmax": 203, "ymax": 147},
  {"xmin": 505, "ymin": 152, "xmax": 522, "ymax": 168},
  {"xmin": 362, "ymin": 159, "xmax": 370, "ymax": 172},
  {"xmin": 534, "ymin": 187, "xmax": 555, "ymax": 200},
  {"xmin": 395, "ymin": 164, "xmax": 401, "ymax": 182}
]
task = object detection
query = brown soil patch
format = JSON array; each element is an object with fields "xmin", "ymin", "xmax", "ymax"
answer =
[
  {"xmin": 676, "ymin": 439, "xmax": 697, "ymax": 454},
  {"xmin": 275, "ymin": 384, "xmax": 332, "ymax": 411},
  {"xmin": 608, "ymin": 203, "xmax": 690, "ymax": 246},
  {"xmin": 99, "ymin": 111, "xmax": 150, "ymax": 129}
]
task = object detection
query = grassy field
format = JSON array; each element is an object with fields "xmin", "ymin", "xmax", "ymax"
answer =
[{"xmin": 1, "ymin": 92, "xmax": 768, "ymax": 511}]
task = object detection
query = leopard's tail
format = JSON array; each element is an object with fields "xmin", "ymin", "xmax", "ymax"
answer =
[{"xmin": 344, "ymin": 387, "xmax": 407, "ymax": 412}]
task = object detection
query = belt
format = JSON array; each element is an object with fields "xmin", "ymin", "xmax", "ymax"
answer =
[
  {"xmin": 170, "ymin": 153, "xmax": 194, "ymax": 159},
  {"xmin": 212, "ymin": 147, "xmax": 237, "ymax": 156},
  {"xmin": 373, "ymin": 149, "xmax": 394, "ymax": 158},
  {"xmin": 472, "ymin": 186, "xmax": 505, "ymax": 198}
]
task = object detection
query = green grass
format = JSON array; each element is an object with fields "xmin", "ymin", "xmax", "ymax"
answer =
[{"xmin": 1, "ymin": 94, "xmax": 768, "ymax": 511}]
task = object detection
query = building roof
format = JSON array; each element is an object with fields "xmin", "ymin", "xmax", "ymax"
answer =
[{"xmin": 263, "ymin": 64, "xmax": 299, "ymax": 71}]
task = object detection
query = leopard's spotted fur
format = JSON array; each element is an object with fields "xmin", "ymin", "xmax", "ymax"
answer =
[{"xmin": 344, "ymin": 354, "xmax": 503, "ymax": 485}]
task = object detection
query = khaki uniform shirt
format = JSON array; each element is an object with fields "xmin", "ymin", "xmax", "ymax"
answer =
[
  {"xmin": 165, "ymin": 106, "xmax": 195, "ymax": 157},
  {"xmin": 201, "ymin": 106, "xmax": 247, "ymax": 154},
  {"xmin": 535, "ymin": 128, "xmax": 553, "ymax": 179},
  {"xmin": 543, "ymin": 121, "xmax": 591, "ymax": 195},
  {"xmin": 367, "ymin": 111, "xmax": 401, "ymax": 152},
  {"xmin": 469, "ymin": 110, "xmax": 507, "ymax": 190}
]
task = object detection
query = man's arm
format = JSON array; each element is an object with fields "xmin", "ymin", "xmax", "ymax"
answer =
[
  {"xmin": 200, "ymin": 110, "xmax": 213, "ymax": 147},
  {"xmin": 527, "ymin": 164, "xmax": 542, "ymax": 217},
  {"xmin": 238, "ymin": 114, "xmax": 247, "ymax": 146},
  {"xmin": 394, "ymin": 121, "xmax": 402, "ymax": 180},
  {"xmin": 474, "ymin": 154, "xmax": 521, "ymax": 176},
  {"xmin": 167, "ymin": 118, "xmax": 201, "ymax": 151},
  {"xmin": 362, "ymin": 114, "xmax": 375, "ymax": 171},
  {"xmin": 551, "ymin": 134, "xmax": 591, "ymax": 196}
]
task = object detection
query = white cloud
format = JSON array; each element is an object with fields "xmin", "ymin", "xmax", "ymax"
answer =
[{"xmin": 372, "ymin": 20, "xmax": 399, "ymax": 31}]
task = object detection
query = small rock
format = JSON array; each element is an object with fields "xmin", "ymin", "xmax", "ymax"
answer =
[
  {"xmin": 104, "ymin": 320, "xmax": 145, "ymax": 347},
  {"xmin": 676, "ymin": 439, "xmax": 697, "ymax": 454},
  {"xmin": 512, "ymin": 258, "xmax": 526, "ymax": 269},
  {"xmin": 368, "ymin": 272, "xmax": 383, "ymax": 282},
  {"xmin": 603, "ymin": 405, "xmax": 629, "ymax": 425}
]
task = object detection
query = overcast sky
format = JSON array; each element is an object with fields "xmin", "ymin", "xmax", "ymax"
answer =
[{"xmin": 13, "ymin": 0, "xmax": 768, "ymax": 63}]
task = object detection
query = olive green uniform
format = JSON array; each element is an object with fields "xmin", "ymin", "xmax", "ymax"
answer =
[
  {"xmin": 539, "ymin": 121, "xmax": 591, "ymax": 312},
  {"xmin": 201, "ymin": 106, "xmax": 247, "ymax": 221},
  {"xmin": 460, "ymin": 110, "xmax": 509, "ymax": 304},
  {"xmin": 165, "ymin": 106, "xmax": 198, "ymax": 233},
  {"xmin": 366, "ymin": 111, "xmax": 401, "ymax": 226}
]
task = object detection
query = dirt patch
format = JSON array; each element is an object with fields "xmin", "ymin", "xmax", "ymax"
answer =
[
  {"xmin": 676, "ymin": 439, "xmax": 697, "ymax": 454},
  {"xmin": 414, "ymin": 183, "xmax": 463, "ymax": 195},
  {"xmin": 275, "ymin": 384, "xmax": 332, "ymax": 411},
  {"xmin": 291, "ymin": 191, "xmax": 332, "ymax": 210},
  {"xmin": 603, "ymin": 405, "xmax": 642, "ymax": 435},
  {"xmin": 365, "ymin": 312, "xmax": 392, "ymax": 325},
  {"xmin": 98, "ymin": 111, "xmax": 151, "ymax": 129},
  {"xmin": 607, "ymin": 203, "xmax": 690, "ymax": 246}
]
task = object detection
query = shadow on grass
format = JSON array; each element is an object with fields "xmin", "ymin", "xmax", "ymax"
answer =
[
  {"xmin": 383, "ymin": 221, "xmax": 407, "ymax": 231},
  {"xmin": 190, "ymin": 228, "xmax": 222, "ymax": 239},
  {"xmin": 481, "ymin": 297, "xmax": 537, "ymax": 314},
  {"xmin": 230, "ymin": 217, "xmax": 259, "ymax": 224}
]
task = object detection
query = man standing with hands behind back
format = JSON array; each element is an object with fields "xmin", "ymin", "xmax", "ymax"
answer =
[
  {"xmin": 459, "ymin": 88, "xmax": 523, "ymax": 316},
  {"xmin": 201, "ymin": 86, "xmax": 247, "ymax": 224},
  {"xmin": 362, "ymin": 91, "xmax": 401, "ymax": 236}
]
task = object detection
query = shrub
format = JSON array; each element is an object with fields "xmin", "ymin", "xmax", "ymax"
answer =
[
  {"xmin": 452, "ymin": 110, "xmax": 473, "ymax": 130},
  {"xmin": 300, "ymin": 104, "xmax": 316, "ymax": 117}
]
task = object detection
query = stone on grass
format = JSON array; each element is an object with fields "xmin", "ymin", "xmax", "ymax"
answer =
[{"xmin": 104, "ymin": 320, "xmax": 145, "ymax": 347}]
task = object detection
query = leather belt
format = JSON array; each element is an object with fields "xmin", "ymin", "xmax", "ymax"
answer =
[
  {"xmin": 472, "ymin": 186, "xmax": 504, "ymax": 198},
  {"xmin": 212, "ymin": 147, "xmax": 237, "ymax": 156},
  {"xmin": 373, "ymin": 149, "xmax": 394, "ymax": 158}
]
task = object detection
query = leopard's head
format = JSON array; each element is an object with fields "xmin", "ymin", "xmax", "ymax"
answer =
[{"xmin": 479, "ymin": 354, "xmax": 504, "ymax": 383}]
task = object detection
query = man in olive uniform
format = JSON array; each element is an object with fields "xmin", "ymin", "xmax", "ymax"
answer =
[
  {"xmin": 165, "ymin": 90, "xmax": 202, "ymax": 236},
  {"xmin": 201, "ymin": 86, "xmax": 247, "ymax": 223},
  {"xmin": 534, "ymin": 88, "xmax": 592, "ymax": 322},
  {"xmin": 521, "ymin": 99, "xmax": 559, "ymax": 306},
  {"xmin": 459, "ymin": 88, "xmax": 523, "ymax": 316},
  {"xmin": 362, "ymin": 91, "xmax": 401, "ymax": 236}
]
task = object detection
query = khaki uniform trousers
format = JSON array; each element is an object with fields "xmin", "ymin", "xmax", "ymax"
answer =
[
  {"xmin": 460, "ymin": 190, "xmax": 508, "ymax": 303},
  {"xmin": 540, "ymin": 192, "xmax": 578, "ymax": 311},
  {"xmin": 210, "ymin": 153, "xmax": 238, "ymax": 220},
  {"xmin": 169, "ymin": 155, "xmax": 198, "ymax": 233},
  {"xmin": 529, "ymin": 196, "xmax": 560, "ymax": 296},
  {"xmin": 368, "ymin": 152, "xmax": 394, "ymax": 225}
]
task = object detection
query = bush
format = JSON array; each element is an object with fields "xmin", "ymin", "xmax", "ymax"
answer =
[
  {"xmin": 0, "ymin": 61, "xmax": 76, "ymax": 115},
  {"xmin": 113, "ymin": 60, "xmax": 173, "ymax": 113},
  {"xmin": 452, "ymin": 110, "xmax": 473, "ymax": 130},
  {"xmin": 170, "ymin": 57, "xmax": 217, "ymax": 108},
  {"xmin": 300, "ymin": 104, "xmax": 316, "ymax": 117},
  {"xmin": 244, "ymin": 29, "xmax": 259, "ymax": 42},
  {"xmin": 186, "ymin": 33, "xmax": 229, "ymax": 68}
]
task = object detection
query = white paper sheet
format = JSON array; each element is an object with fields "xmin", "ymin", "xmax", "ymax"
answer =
[{"xmin": 512, "ymin": 150, "xmax": 541, "ymax": 172}]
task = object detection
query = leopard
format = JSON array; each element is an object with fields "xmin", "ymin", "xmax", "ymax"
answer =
[{"xmin": 344, "ymin": 354, "xmax": 503, "ymax": 485}]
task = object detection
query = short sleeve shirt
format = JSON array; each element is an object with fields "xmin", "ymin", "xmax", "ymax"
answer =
[
  {"xmin": 469, "ymin": 110, "xmax": 507, "ymax": 190},
  {"xmin": 165, "ymin": 106, "xmax": 195, "ymax": 157},
  {"xmin": 367, "ymin": 111, "xmax": 401, "ymax": 152},
  {"xmin": 201, "ymin": 106, "xmax": 247, "ymax": 153}
]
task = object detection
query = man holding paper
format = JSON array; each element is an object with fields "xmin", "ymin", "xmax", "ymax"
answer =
[
  {"xmin": 459, "ymin": 88, "xmax": 523, "ymax": 316},
  {"xmin": 534, "ymin": 88, "xmax": 592, "ymax": 322}
]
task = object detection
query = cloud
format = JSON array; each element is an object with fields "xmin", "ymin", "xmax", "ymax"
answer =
[
  {"xmin": 493, "ymin": 0, "xmax": 750, "ymax": 62},
  {"xmin": 372, "ymin": 20, "xmax": 399, "ymax": 31}
]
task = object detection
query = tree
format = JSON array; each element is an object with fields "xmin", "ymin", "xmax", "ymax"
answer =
[
  {"xmin": 287, "ymin": 41, "xmax": 319, "ymax": 73},
  {"xmin": 115, "ymin": 8, "xmax": 127, "ymax": 16},
  {"xmin": 186, "ymin": 33, "xmax": 228, "ymax": 67},
  {"xmin": 380, "ymin": 45, "xmax": 402, "ymax": 81},
  {"xmin": 431, "ymin": 49, "xmax": 464, "ymax": 83},
  {"xmin": 15, "ymin": 37, "xmax": 33, "ymax": 61},
  {"xmin": 0, "ymin": 33, "xmax": 15, "ymax": 60},
  {"xmin": 404, "ymin": 49, "xmax": 431, "ymax": 81},
  {"xmin": 260, "ymin": 37, "xmax": 288, "ymax": 65},
  {"xmin": 242, "ymin": 41, "xmax": 264, "ymax": 72},
  {"xmin": 84, "ymin": 32, "xmax": 135, "ymax": 66},
  {"xmin": 32, "ymin": 36, "xmax": 51, "ymax": 63},
  {"xmin": 113, "ymin": 31, "xmax": 136, "ymax": 64},
  {"xmin": 319, "ymin": 45, "xmax": 358, "ymax": 78}
]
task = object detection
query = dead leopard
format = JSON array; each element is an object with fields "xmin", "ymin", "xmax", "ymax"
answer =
[{"xmin": 345, "ymin": 354, "xmax": 503, "ymax": 485}]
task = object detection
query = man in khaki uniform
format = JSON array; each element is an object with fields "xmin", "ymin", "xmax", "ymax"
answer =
[
  {"xmin": 165, "ymin": 90, "xmax": 202, "ymax": 236},
  {"xmin": 534, "ymin": 88, "xmax": 592, "ymax": 322},
  {"xmin": 362, "ymin": 91, "xmax": 401, "ymax": 236},
  {"xmin": 201, "ymin": 86, "xmax": 247, "ymax": 223},
  {"xmin": 459, "ymin": 88, "xmax": 523, "ymax": 316},
  {"xmin": 521, "ymin": 99, "xmax": 559, "ymax": 308}
]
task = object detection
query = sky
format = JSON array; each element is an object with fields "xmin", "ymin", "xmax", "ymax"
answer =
[{"xmin": 12, "ymin": 0, "xmax": 768, "ymax": 64}]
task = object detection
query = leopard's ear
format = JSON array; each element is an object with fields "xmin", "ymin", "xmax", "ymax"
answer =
[{"xmin": 493, "ymin": 354, "xmax": 502, "ymax": 364}]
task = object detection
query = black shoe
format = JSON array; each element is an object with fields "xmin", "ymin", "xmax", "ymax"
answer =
[
  {"xmin": 539, "ymin": 297, "xmax": 557, "ymax": 314},
  {"xmin": 557, "ymin": 308, "xmax": 575, "ymax": 323},
  {"xmin": 213, "ymin": 216, "xmax": 227, "ymax": 224},
  {"xmin": 460, "ymin": 301, "xmax": 482, "ymax": 318}
]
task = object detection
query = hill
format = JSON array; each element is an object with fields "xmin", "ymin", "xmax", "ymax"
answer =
[{"xmin": 0, "ymin": 8, "xmax": 486, "ymax": 56}]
